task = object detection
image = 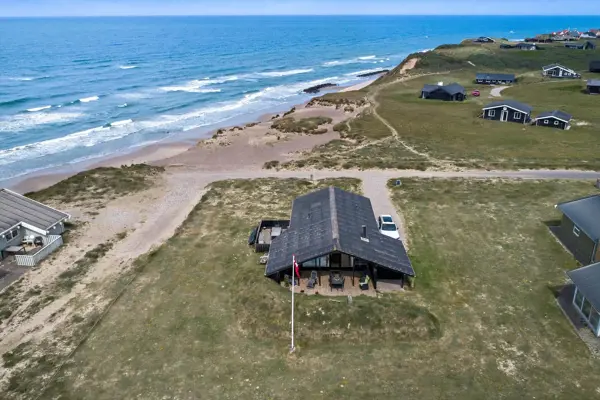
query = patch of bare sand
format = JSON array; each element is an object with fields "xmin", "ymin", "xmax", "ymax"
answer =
[{"xmin": 399, "ymin": 57, "xmax": 419, "ymax": 74}]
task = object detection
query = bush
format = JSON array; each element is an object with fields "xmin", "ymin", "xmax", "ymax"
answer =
[
  {"xmin": 263, "ymin": 160, "xmax": 280, "ymax": 169},
  {"xmin": 271, "ymin": 116, "xmax": 333, "ymax": 134},
  {"xmin": 282, "ymin": 107, "xmax": 296, "ymax": 117},
  {"xmin": 333, "ymin": 121, "xmax": 350, "ymax": 132}
]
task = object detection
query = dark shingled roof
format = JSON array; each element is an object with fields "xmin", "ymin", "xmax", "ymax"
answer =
[
  {"xmin": 536, "ymin": 110, "xmax": 572, "ymax": 122},
  {"xmin": 483, "ymin": 100, "xmax": 533, "ymax": 114},
  {"xmin": 422, "ymin": 82, "xmax": 465, "ymax": 96},
  {"xmin": 567, "ymin": 263, "xmax": 600, "ymax": 312},
  {"xmin": 476, "ymin": 72, "xmax": 516, "ymax": 81},
  {"xmin": 557, "ymin": 194, "xmax": 600, "ymax": 241},
  {"xmin": 0, "ymin": 189, "xmax": 70, "ymax": 234},
  {"xmin": 265, "ymin": 187, "xmax": 414, "ymax": 277}
]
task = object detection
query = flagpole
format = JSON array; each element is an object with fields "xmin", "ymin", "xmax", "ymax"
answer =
[{"xmin": 290, "ymin": 255, "xmax": 296, "ymax": 353}]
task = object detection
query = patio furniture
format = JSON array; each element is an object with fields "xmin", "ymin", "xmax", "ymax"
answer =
[
  {"xmin": 359, "ymin": 273, "xmax": 371, "ymax": 291},
  {"xmin": 4, "ymin": 245, "xmax": 25, "ymax": 255},
  {"xmin": 33, "ymin": 236, "xmax": 44, "ymax": 247},
  {"xmin": 22, "ymin": 235, "xmax": 35, "ymax": 246},
  {"xmin": 329, "ymin": 271, "xmax": 344, "ymax": 291},
  {"xmin": 307, "ymin": 270, "xmax": 318, "ymax": 289},
  {"xmin": 259, "ymin": 253, "xmax": 269, "ymax": 264}
]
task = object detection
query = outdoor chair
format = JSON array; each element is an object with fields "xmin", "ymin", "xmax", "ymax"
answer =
[
  {"xmin": 359, "ymin": 273, "xmax": 371, "ymax": 291},
  {"xmin": 307, "ymin": 270, "xmax": 318, "ymax": 289}
]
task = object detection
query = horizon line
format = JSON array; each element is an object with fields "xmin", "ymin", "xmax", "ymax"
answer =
[{"xmin": 1, "ymin": 14, "xmax": 598, "ymax": 18}]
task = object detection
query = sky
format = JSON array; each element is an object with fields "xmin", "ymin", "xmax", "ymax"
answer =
[{"xmin": 1, "ymin": 0, "xmax": 598, "ymax": 17}]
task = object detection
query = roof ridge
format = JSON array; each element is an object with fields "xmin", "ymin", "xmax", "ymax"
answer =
[{"xmin": 329, "ymin": 186, "xmax": 339, "ymax": 241}]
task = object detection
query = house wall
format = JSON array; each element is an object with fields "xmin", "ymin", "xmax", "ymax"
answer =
[
  {"xmin": 559, "ymin": 215, "xmax": 596, "ymax": 264},
  {"xmin": 0, "ymin": 227, "xmax": 25, "ymax": 253},
  {"xmin": 483, "ymin": 107, "xmax": 530, "ymax": 124},
  {"xmin": 589, "ymin": 85, "xmax": 600, "ymax": 94},
  {"xmin": 476, "ymin": 78, "xmax": 514, "ymax": 85},
  {"xmin": 536, "ymin": 117, "xmax": 567, "ymax": 130}
]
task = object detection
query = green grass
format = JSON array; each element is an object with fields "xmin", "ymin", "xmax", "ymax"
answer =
[
  {"xmin": 27, "ymin": 164, "xmax": 164, "ymax": 205},
  {"xmin": 374, "ymin": 72, "xmax": 600, "ymax": 169},
  {"xmin": 17, "ymin": 177, "xmax": 600, "ymax": 400},
  {"xmin": 271, "ymin": 116, "xmax": 333, "ymax": 134},
  {"xmin": 308, "ymin": 90, "xmax": 369, "ymax": 108}
]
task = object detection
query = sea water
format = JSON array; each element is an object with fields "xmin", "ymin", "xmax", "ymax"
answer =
[{"xmin": 1, "ymin": 15, "xmax": 597, "ymax": 181}]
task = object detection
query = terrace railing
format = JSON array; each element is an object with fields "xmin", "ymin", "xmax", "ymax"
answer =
[{"xmin": 15, "ymin": 235, "xmax": 63, "ymax": 267}]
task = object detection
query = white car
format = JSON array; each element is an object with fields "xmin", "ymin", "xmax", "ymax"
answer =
[{"xmin": 377, "ymin": 214, "xmax": 400, "ymax": 240}]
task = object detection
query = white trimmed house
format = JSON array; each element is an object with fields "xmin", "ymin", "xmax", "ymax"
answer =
[
  {"xmin": 542, "ymin": 64, "xmax": 581, "ymax": 79},
  {"xmin": 534, "ymin": 110, "xmax": 572, "ymax": 130},
  {"xmin": 0, "ymin": 189, "xmax": 70, "ymax": 267},
  {"xmin": 482, "ymin": 100, "xmax": 533, "ymax": 124}
]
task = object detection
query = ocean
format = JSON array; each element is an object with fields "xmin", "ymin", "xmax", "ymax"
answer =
[{"xmin": 1, "ymin": 15, "xmax": 597, "ymax": 181}]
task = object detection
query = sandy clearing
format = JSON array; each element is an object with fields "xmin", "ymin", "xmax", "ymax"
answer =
[{"xmin": 341, "ymin": 79, "xmax": 377, "ymax": 92}]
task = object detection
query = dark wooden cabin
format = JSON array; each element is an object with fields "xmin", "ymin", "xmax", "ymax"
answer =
[{"xmin": 482, "ymin": 100, "xmax": 532, "ymax": 124}]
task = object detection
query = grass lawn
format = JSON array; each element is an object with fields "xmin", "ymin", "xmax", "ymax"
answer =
[
  {"xmin": 376, "ymin": 72, "xmax": 600, "ymax": 169},
  {"xmin": 23, "ymin": 177, "xmax": 600, "ymax": 399}
]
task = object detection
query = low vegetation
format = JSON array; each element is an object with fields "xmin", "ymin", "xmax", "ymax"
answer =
[
  {"xmin": 307, "ymin": 90, "xmax": 368, "ymax": 108},
  {"xmin": 271, "ymin": 116, "xmax": 332, "ymax": 134},
  {"xmin": 263, "ymin": 160, "xmax": 280, "ymax": 169},
  {"xmin": 27, "ymin": 164, "xmax": 164, "ymax": 205}
]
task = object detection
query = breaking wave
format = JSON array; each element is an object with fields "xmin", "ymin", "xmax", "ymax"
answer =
[
  {"xmin": 78, "ymin": 96, "xmax": 100, "ymax": 103},
  {"xmin": 26, "ymin": 105, "xmax": 52, "ymax": 112},
  {"xmin": 0, "ymin": 112, "xmax": 84, "ymax": 133},
  {"xmin": 119, "ymin": 65, "xmax": 138, "ymax": 70}
]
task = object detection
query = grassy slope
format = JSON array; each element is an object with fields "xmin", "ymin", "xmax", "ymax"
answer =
[{"xmin": 30, "ymin": 178, "xmax": 600, "ymax": 399}]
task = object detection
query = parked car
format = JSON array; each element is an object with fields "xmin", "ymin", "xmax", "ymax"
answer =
[
  {"xmin": 248, "ymin": 227, "xmax": 258, "ymax": 245},
  {"xmin": 377, "ymin": 215, "xmax": 400, "ymax": 239},
  {"xmin": 472, "ymin": 89, "xmax": 481, "ymax": 97}
]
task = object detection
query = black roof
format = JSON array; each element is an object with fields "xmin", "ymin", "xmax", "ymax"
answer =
[
  {"xmin": 536, "ymin": 110, "xmax": 572, "ymax": 122},
  {"xmin": 588, "ymin": 79, "xmax": 600, "ymax": 87},
  {"xmin": 483, "ymin": 100, "xmax": 533, "ymax": 114},
  {"xmin": 422, "ymin": 82, "xmax": 465, "ymax": 96},
  {"xmin": 476, "ymin": 73, "xmax": 516, "ymax": 81},
  {"xmin": 557, "ymin": 194, "xmax": 600, "ymax": 241},
  {"xmin": 567, "ymin": 263, "xmax": 600, "ymax": 312},
  {"xmin": 265, "ymin": 187, "xmax": 414, "ymax": 277}
]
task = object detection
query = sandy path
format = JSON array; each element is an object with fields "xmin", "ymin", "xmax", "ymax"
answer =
[{"xmin": 490, "ymin": 86, "xmax": 509, "ymax": 98}]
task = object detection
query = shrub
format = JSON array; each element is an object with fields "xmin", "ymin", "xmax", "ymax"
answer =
[{"xmin": 263, "ymin": 160, "xmax": 280, "ymax": 169}]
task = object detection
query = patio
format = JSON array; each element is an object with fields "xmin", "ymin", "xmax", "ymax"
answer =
[{"xmin": 291, "ymin": 270, "xmax": 378, "ymax": 297}]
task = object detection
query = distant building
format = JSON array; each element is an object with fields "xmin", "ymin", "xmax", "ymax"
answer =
[
  {"xmin": 588, "ymin": 80, "xmax": 600, "ymax": 94},
  {"xmin": 554, "ymin": 194, "xmax": 600, "ymax": 264},
  {"xmin": 542, "ymin": 64, "xmax": 581, "ymax": 79},
  {"xmin": 589, "ymin": 61, "xmax": 600, "ymax": 73},
  {"xmin": 581, "ymin": 32, "xmax": 597, "ymax": 39},
  {"xmin": 475, "ymin": 73, "xmax": 516, "ymax": 85},
  {"xmin": 564, "ymin": 41, "xmax": 596, "ymax": 50},
  {"xmin": 534, "ymin": 110, "xmax": 572, "ymax": 130},
  {"xmin": 482, "ymin": 100, "xmax": 532, "ymax": 124},
  {"xmin": 499, "ymin": 44, "xmax": 515, "ymax": 49},
  {"xmin": 516, "ymin": 42, "xmax": 537, "ymax": 51},
  {"xmin": 420, "ymin": 82, "xmax": 466, "ymax": 101},
  {"xmin": 473, "ymin": 36, "xmax": 495, "ymax": 43}
]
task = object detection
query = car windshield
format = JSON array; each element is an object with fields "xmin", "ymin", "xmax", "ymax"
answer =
[
  {"xmin": 381, "ymin": 216, "xmax": 393, "ymax": 223},
  {"xmin": 381, "ymin": 223, "xmax": 397, "ymax": 231}
]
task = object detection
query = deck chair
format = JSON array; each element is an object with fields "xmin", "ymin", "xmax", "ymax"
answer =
[{"xmin": 307, "ymin": 270, "xmax": 318, "ymax": 289}]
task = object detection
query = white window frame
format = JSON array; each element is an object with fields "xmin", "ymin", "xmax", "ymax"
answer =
[
  {"xmin": 489, "ymin": 110, "xmax": 496, "ymax": 117},
  {"xmin": 554, "ymin": 120, "xmax": 559, "ymax": 126},
  {"xmin": 514, "ymin": 112, "xmax": 522, "ymax": 120},
  {"xmin": 573, "ymin": 225, "xmax": 581, "ymax": 237}
]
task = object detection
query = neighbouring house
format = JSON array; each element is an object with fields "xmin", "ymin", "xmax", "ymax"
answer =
[
  {"xmin": 554, "ymin": 194, "xmax": 600, "ymax": 264},
  {"xmin": 534, "ymin": 110, "xmax": 572, "ymax": 130},
  {"xmin": 542, "ymin": 64, "xmax": 581, "ymax": 79},
  {"xmin": 473, "ymin": 36, "xmax": 495, "ymax": 43},
  {"xmin": 420, "ymin": 82, "xmax": 466, "ymax": 101},
  {"xmin": 588, "ymin": 79, "xmax": 600, "ymax": 94},
  {"xmin": 581, "ymin": 31, "xmax": 597, "ymax": 39},
  {"xmin": 481, "ymin": 100, "xmax": 532, "ymax": 124},
  {"xmin": 264, "ymin": 187, "xmax": 414, "ymax": 289},
  {"xmin": 499, "ymin": 44, "xmax": 515, "ymax": 49},
  {"xmin": 0, "ymin": 189, "xmax": 70, "ymax": 266},
  {"xmin": 516, "ymin": 42, "xmax": 538, "ymax": 51},
  {"xmin": 590, "ymin": 61, "xmax": 600, "ymax": 73},
  {"xmin": 564, "ymin": 41, "xmax": 596, "ymax": 50},
  {"xmin": 566, "ymin": 263, "xmax": 600, "ymax": 337},
  {"xmin": 253, "ymin": 219, "xmax": 290, "ymax": 252},
  {"xmin": 475, "ymin": 73, "xmax": 516, "ymax": 85}
]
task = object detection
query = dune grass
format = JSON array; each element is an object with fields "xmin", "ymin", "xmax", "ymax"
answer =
[{"xmin": 271, "ymin": 116, "xmax": 333, "ymax": 134}]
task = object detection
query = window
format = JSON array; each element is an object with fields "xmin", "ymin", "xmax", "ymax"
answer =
[
  {"xmin": 302, "ymin": 256, "xmax": 328, "ymax": 268},
  {"xmin": 514, "ymin": 112, "xmax": 522, "ymax": 120},
  {"xmin": 583, "ymin": 299, "xmax": 593, "ymax": 319},
  {"xmin": 489, "ymin": 110, "xmax": 496, "ymax": 117},
  {"xmin": 544, "ymin": 119, "xmax": 549, "ymax": 124},
  {"xmin": 590, "ymin": 309, "xmax": 600, "ymax": 333},
  {"xmin": 11, "ymin": 229, "xmax": 18, "ymax": 239},
  {"xmin": 381, "ymin": 223, "xmax": 398, "ymax": 231},
  {"xmin": 573, "ymin": 225, "xmax": 581, "ymax": 237},
  {"xmin": 575, "ymin": 288, "xmax": 585, "ymax": 309},
  {"xmin": 4, "ymin": 231, "xmax": 12, "ymax": 241},
  {"xmin": 554, "ymin": 120, "xmax": 559, "ymax": 126}
]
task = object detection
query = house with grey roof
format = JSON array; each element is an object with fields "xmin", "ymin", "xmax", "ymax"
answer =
[
  {"xmin": 516, "ymin": 42, "xmax": 538, "ymax": 51},
  {"xmin": 420, "ymin": 82, "xmax": 466, "ymax": 101},
  {"xmin": 566, "ymin": 263, "xmax": 600, "ymax": 337},
  {"xmin": 588, "ymin": 79, "xmax": 600, "ymax": 94},
  {"xmin": 565, "ymin": 41, "xmax": 596, "ymax": 50},
  {"xmin": 553, "ymin": 194, "xmax": 600, "ymax": 265},
  {"xmin": 475, "ymin": 73, "xmax": 516, "ymax": 85},
  {"xmin": 542, "ymin": 64, "xmax": 581, "ymax": 79},
  {"xmin": 0, "ymin": 188, "xmax": 70, "ymax": 266},
  {"xmin": 265, "ymin": 187, "xmax": 414, "ymax": 290},
  {"xmin": 590, "ymin": 61, "xmax": 600, "ymax": 73},
  {"xmin": 482, "ymin": 100, "xmax": 532, "ymax": 124},
  {"xmin": 535, "ymin": 110, "xmax": 572, "ymax": 130}
]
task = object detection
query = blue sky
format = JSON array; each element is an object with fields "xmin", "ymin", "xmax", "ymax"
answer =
[{"xmin": 1, "ymin": 0, "xmax": 598, "ymax": 17}]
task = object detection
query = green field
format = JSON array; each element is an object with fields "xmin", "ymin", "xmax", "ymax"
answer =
[
  {"xmin": 292, "ymin": 39, "xmax": 600, "ymax": 171},
  {"xmin": 13, "ymin": 177, "xmax": 600, "ymax": 399}
]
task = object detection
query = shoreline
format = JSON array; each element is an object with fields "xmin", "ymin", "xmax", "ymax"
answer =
[{"xmin": 4, "ymin": 77, "xmax": 380, "ymax": 194}]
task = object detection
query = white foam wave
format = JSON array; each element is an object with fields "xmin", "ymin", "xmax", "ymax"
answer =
[
  {"xmin": 116, "ymin": 92, "xmax": 152, "ymax": 100},
  {"xmin": 159, "ymin": 76, "xmax": 237, "ymax": 93},
  {"xmin": 358, "ymin": 55, "xmax": 377, "ymax": 60},
  {"xmin": 109, "ymin": 119, "xmax": 133, "ymax": 127},
  {"xmin": 26, "ymin": 105, "xmax": 52, "ymax": 112},
  {"xmin": 9, "ymin": 77, "xmax": 35, "ymax": 81},
  {"xmin": 254, "ymin": 68, "xmax": 314, "ymax": 78},
  {"xmin": 119, "ymin": 65, "xmax": 138, "ymax": 70},
  {"xmin": 79, "ymin": 96, "xmax": 99, "ymax": 103},
  {"xmin": 118, "ymin": 103, "xmax": 128, "ymax": 108},
  {"xmin": 0, "ymin": 112, "xmax": 84, "ymax": 133},
  {"xmin": 323, "ymin": 55, "xmax": 386, "ymax": 67}
]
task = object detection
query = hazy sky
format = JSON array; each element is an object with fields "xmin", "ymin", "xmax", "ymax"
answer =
[{"xmin": 1, "ymin": 0, "xmax": 598, "ymax": 17}]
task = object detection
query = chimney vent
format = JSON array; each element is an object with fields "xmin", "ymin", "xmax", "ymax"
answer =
[
  {"xmin": 437, "ymin": 81, "xmax": 444, "ymax": 86},
  {"xmin": 361, "ymin": 225, "xmax": 369, "ymax": 242}
]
